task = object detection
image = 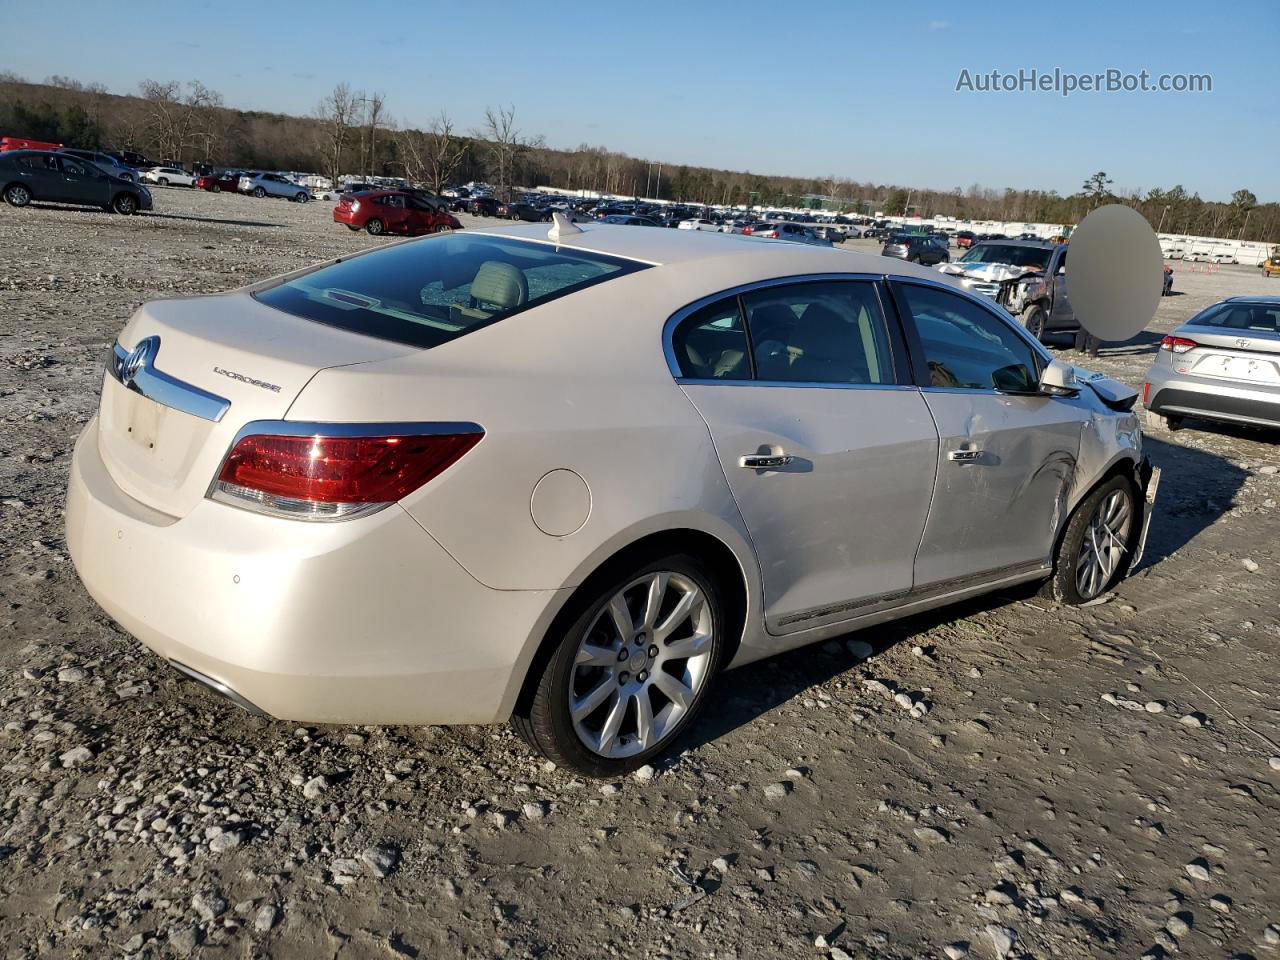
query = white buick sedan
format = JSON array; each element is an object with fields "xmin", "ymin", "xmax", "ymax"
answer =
[{"xmin": 67, "ymin": 219, "xmax": 1153, "ymax": 775}]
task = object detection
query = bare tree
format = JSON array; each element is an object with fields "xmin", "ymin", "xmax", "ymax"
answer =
[
  {"xmin": 399, "ymin": 112, "xmax": 468, "ymax": 196},
  {"xmin": 314, "ymin": 82, "xmax": 356, "ymax": 187},
  {"xmin": 477, "ymin": 104, "xmax": 531, "ymax": 200},
  {"xmin": 137, "ymin": 79, "xmax": 222, "ymax": 162},
  {"xmin": 361, "ymin": 91, "xmax": 387, "ymax": 178}
]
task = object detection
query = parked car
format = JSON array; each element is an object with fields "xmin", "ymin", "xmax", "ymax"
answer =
[
  {"xmin": 333, "ymin": 190, "xmax": 462, "ymax": 236},
  {"xmin": 195, "ymin": 171, "xmax": 241, "ymax": 193},
  {"xmin": 239, "ymin": 172, "xmax": 310, "ymax": 202},
  {"xmin": 746, "ymin": 222, "xmax": 833, "ymax": 247},
  {"xmin": 938, "ymin": 241, "xmax": 1070, "ymax": 339},
  {"xmin": 64, "ymin": 225, "xmax": 1154, "ymax": 775},
  {"xmin": 140, "ymin": 166, "xmax": 196, "ymax": 187},
  {"xmin": 881, "ymin": 234, "xmax": 949, "ymax": 265},
  {"xmin": 955, "ymin": 231, "xmax": 977, "ymax": 248},
  {"xmin": 1261, "ymin": 250, "xmax": 1280, "ymax": 278},
  {"xmin": 1143, "ymin": 296, "xmax": 1280, "ymax": 432},
  {"xmin": 601, "ymin": 214, "xmax": 661, "ymax": 227},
  {"xmin": 678, "ymin": 218, "xmax": 721, "ymax": 231},
  {"xmin": 502, "ymin": 202, "xmax": 551, "ymax": 222},
  {"xmin": 0, "ymin": 136, "xmax": 63, "ymax": 152},
  {"xmin": 60, "ymin": 149, "xmax": 138, "ymax": 182},
  {"xmin": 467, "ymin": 196, "xmax": 501, "ymax": 217},
  {"xmin": 0, "ymin": 150, "xmax": 152, "ymax": 214}
]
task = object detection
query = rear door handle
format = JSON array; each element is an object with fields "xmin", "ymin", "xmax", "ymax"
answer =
[
  {"xmin": 739, "ymin": 454, "xmax": 794, "ymax": 469},
  {"xmin": 947, "ymin": 449, "xmax": 982, "ymax": 462}
]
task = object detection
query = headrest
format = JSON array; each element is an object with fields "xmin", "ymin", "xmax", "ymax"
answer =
[{"xmin": 470, "ymin": 261, "xmax": 528, "ymax": 310}]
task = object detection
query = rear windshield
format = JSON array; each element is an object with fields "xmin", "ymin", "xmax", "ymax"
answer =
[
  {"xmin": 254, "ymin": 233, "xmax": 650, "ymax": 348},
  {"xmin": 1190, "ymin": 301, "xmax": 1280, "ymax": 332}
]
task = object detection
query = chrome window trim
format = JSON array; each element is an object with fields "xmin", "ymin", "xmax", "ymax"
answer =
[
  {"xmin": 108, "ymin": 337, "xmax": 231, "ymax": 422},
  {"xmin": 661, "ymin": 272, "xmax": 892, "ymax": 382},
  {"xmin": 677, "ymin": 378, "xmax": 918, "ymax": 392}
]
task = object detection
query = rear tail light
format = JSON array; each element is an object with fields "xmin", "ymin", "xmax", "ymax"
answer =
[
  {"xmin": 1142, "ymin": 382, "xmax": 1151, "ymax": 403},
  {"xmin": 1160, "ymin": 336, "xmax": 1198, "ymax": 354},
  {"xmin": 210, "ymin": 426, "xmax": 482, "ymax": 521}
]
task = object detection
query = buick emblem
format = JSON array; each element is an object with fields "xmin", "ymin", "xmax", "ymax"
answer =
[{"xmin": 121, "ymin": 337, "xmax": 158, "ymax": 387}]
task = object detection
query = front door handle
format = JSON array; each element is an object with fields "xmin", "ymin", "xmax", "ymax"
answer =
[
  {"xmin": 947, "ymin": 449, "xmax": 982, "ymax": 462},
  {"xmin": 739, "ymin": 454, "xmax": 794, "ymax": 469}
]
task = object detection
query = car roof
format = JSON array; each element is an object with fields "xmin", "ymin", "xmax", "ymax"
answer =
[
  {"xmin": 1224, "ymin": 295, "xmax": 1280, "ymax": 304},
  {"xmin": 974, "ymin": 238, "xmax": 1056, "ymax": 248},
  {"xmin": 466, "ymin": 222, "xmax": 960, "ymax": 282}
]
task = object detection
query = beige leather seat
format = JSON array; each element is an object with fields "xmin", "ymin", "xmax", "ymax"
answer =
[{"xmin": 450, "ymin": 261, "xmax": 529, "ymax": 323}]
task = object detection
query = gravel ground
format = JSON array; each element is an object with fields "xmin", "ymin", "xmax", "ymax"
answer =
[{"xmin": 1, "ymin": 188, "xmax": 1278, "ymax": 960}]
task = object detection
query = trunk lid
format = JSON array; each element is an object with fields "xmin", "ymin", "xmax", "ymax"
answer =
[
  {"xmin": 97, "ymin": 292, "xmax": 416, "ymax": 518},
  {"xmin": 1176, "ymin": 324, "xmax": 1280, "ymax": 386}
]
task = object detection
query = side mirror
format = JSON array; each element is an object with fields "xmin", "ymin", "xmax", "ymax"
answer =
[{"xmin": 1039, "ymin": 358, "xmax": 1080, "ymax": 396}]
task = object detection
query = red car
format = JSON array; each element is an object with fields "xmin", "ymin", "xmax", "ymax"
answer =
[
  {"xmin": 333, "ymin": 190, "xmax": 462, "ymax": 236},
  {"xmin": 955, "ymin": 231, "xmax": 977, "ymax": 248},
  {"xmin": 195, "ymin": 172, "xmax": 240, "ymax": 193}
]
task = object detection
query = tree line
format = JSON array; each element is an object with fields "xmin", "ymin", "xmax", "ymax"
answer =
[{"xmin": 0, "ymin": 74, "xmax": 1274, "ymax": 244}]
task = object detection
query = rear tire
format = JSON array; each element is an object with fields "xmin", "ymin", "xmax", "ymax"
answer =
[
  {"xmin": 211, "ymin": 184, "xmax": 221, "ymax": 193},
  {"xmin": 158, "ymin": 177, "xmax": 169, "ymax": 186},
  {"xmin": 365, "ymin": 218, "xmax": 384, "ymax": 236},
  {"xmin": 513, "ymin": 552, "xmax": 725, "ymax": 777},
  {"xmin": 1044, "ymin": 475, "xmax": 1137, "ymax": 604},
  {"xmin": 4, "ymin": 183, "xmax": 32, "ymax": 207},
  {"xmin": 253, "ymin": 187, "xmax": 266, "ymax": 198},
  {"xmin": 346, "ymin": 224, "xmax": 359, "ymax": 231}
]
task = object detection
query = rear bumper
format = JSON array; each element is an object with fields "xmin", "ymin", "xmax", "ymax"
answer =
[
  {"xmin": 1147, "ymin": 367, "xmax": 1280, "ymax": 428},
  {"xmin": 66, "ymin": 417, "xmax": 566, "ymax": 726},
  {"xmin": 332, "ymin": 208, "xmax": 358, "ymax": 226}
]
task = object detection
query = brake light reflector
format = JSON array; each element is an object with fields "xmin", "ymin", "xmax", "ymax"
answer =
[
  {"xmin": 1160, "ymin": 336, "xmax": 1197, "ymax": 354},
  {"xmin": 211, "ymin": 429, "xmax": 481, "ymax": 521}
]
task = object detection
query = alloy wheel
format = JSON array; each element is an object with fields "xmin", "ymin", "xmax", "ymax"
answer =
[
  {"xmin": 568, "ymin": 571, "xmax": 714, "ymax": 759},
  {"xmin": 7, "ymin": 185, "xmax": 31, "ymax": 206},
  {"xmin": 1075, "ymin": 489, "xmax": 1132, "ymax": 599}
]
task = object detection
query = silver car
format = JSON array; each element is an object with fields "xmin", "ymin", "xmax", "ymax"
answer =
[
  {"xmin": 65, "ymin": 225, "xmax": 1154, "ymax": 776},
  {"xmin": 1144, "ymin": 296, "xmax": 1280, "ymax": 431},
  {"xmin": 238, "ymin": 172, "xmax": 311, "ymax": 202}
]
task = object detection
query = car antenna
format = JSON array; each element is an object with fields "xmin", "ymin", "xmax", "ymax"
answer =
[{"xmin": 548, "ymin": 211, "xmax": 582, "ymax": 241}]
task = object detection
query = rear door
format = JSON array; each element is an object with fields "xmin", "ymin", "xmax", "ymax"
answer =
[
  {"xmin": 1049, "ymin": 248, "xmax": 1074, "ymax": 328},
  {"xmin": 18, "ymin": 154, "xmax": 64, "ymax": 199},
  {"xmin": 672, "ymin": 278, "xmax": 939, "ymax": 634},
  {"xmin": 891, "ymin": 280, "xmax": 1084, "ymax": 587}
]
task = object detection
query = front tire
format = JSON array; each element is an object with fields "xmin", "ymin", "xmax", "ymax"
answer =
[
  {"xmin": 295, "ymin": 192, "xmax": 309, "ymax": 203},
  {"xmin": 365, "ymin": 218, "xmax": 384, "ymax": 236},
  {"xmin": 1045, "ymin": 476, "xmax": 1137, "ymax": 604},
  {"xmin": 111, "ymin": 193, "xmax": 138, "ymax": 215},
  {"xmin": 1021, "ymin": 303, "xmax": 1048, "ymax": 340},
  {"xmin": 514, "ymin": 554, "xmax": 724, "ymax": 776},
  {"xmin": 4, "ymin": 183, "xmax": 32, "ymax": 207}
]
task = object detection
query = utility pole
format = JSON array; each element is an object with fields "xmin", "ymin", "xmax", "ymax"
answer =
[
  {"xmin": 1237, "ymin": 208, "xmax": 1253, "ymax": 242},
  {"xmin": 1156, "ymin": 205, "xmax": 1169, "ymax": 234},
  {"xmin": 654, "ymin": 163, "xmax": 662, "ymax": 199}
]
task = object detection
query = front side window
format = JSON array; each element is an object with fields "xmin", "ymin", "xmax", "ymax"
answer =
[
  {"xmin": 744, "ymin": 281, "xmax": 895, "ymax": 384},
  {"xmin": 254, "ymin": 234, "xmax": 649, "ymax": 349},
  {"xmin": 59, "ymin": 158, "xmax": 87, "ymax": 175},
  {"xmin": 896, "ymin": 283, "xmax": 1040, "ymax": 392}
]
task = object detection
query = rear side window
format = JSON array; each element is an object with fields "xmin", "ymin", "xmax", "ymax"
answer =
[
  {"xmin": 672, "ymin": 298, "xmax": 750, "ymax": 380},
  {"xmin": 254, "ymin": 233, "xmax": 650, "ymax": 349},
  {"xmin": 744, "ymin": 281, "xmax": 895, "ymax": 385}
]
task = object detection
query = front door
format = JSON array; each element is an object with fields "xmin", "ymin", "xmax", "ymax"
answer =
[
  {"xmin": 673, "ymin": 279, "xmax": 939, "ymax": 634},
  {"xmin": 891, "ymin": 281, "xmax": 1085, "ymax": 587},
  {"xmin": 57, "ymin": 157, "xmax": 105, "ymax": 205}
]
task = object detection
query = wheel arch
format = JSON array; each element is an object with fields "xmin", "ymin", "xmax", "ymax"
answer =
[
  {"xmin": 508, "ymin": 526, "xmax": 753, "ymax": 721},
  {"xmin": 1052, "ymin": 451, "xmax": 1145, "ymax": 573}
]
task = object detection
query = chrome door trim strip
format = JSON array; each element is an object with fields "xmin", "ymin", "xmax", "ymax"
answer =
[{"xmin": 108, "ymin": 338, "xmax": 231, "ymax": 423}]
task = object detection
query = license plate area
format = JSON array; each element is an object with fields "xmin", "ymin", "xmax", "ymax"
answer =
[{"xmin": 1193, "ymin": 353, "xmax": 1280, "ymax": 384}]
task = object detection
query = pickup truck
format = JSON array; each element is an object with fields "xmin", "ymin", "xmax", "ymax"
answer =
[{"xmin": 938, "ymin": 239, "xmax": 1076, "ymax": 340}]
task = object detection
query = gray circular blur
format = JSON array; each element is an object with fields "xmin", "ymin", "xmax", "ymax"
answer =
[{"xmin": 1067, "ymin": 204, "xmax": 1163, "ymax": 341}]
